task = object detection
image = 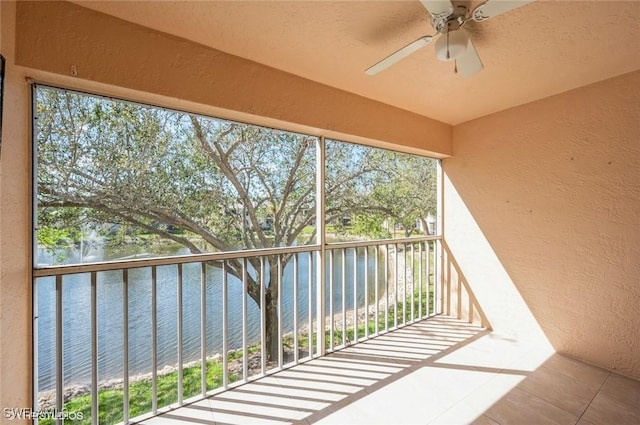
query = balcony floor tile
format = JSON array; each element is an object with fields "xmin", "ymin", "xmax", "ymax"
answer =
[{"xmin": 135, "ymin": 316, "xmax": 639, "ymax": 425}]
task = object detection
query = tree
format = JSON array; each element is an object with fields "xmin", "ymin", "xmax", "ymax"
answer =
[
  {"xmin": 370, "ymin": 155, "xmax": 438, "ymax": 237},
  {"xmin": 35, "ymin": 87, "xmax": 437, "ymax": 360}
]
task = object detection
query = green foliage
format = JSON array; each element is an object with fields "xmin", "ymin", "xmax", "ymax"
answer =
[
  {"xmin": 36, "ymin": 227, "xmax": 71, "ymax": 263},
  {"xmin": 350, "ymin": 213, "xmax": 390, "ymax": 239},
  {"xmin": 324, "ymin": 140, "xmax": 437, "ymax": 239},
  {"xmin": 370, "ymin": 155, "xmax": 437, "ymax": 237},
  {"xmin": 37, "ymin": 227, "xmax": 72, "ymax": 248}
]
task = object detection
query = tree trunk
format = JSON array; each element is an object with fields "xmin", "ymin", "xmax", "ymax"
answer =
[
  {"xmin": 264, "ymin": 297, "xmax": 279, "ymax": 362},
  {"xmin": 264, "ymin": 264, "xmax": 280, "ymax": 362}
]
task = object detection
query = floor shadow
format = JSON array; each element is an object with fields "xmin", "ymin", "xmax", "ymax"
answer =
[
  {"xmin": 138, "ymin": 316, "xmax": 640, "ymax": 425},
  {"xmin": 137, "ymin": 316, "xmax": 491, "ymax": 425}
]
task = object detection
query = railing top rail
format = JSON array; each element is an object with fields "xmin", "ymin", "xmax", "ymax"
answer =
[
  {"xmin": 326, "ymin": 235, "xmax": 441, "ymax": 250},
  {"xmin": 33, "ymin": 244, "xmax": 321, "ymax": 277},
  {"xmin": 33, "ymin": 235, "xmax": 442, "ymax": 278}
]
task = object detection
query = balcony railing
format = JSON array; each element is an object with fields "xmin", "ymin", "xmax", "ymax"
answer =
[{"xmin": 33, "ymin": 236, "xmax": 442, "ymax": 424}]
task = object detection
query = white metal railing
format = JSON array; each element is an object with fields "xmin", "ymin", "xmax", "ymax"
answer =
[{"xmin": 33, "ymin": 236, "xmax": 441, "ymax": 425}]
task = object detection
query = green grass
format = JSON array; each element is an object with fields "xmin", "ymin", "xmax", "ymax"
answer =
[
  {"xmin": 325, "ymin": 286, "xmax": 435, "ymax": 349},
  {"xmin": 40, "ymin": 359, "xmax": 240, "ymax": 425}
]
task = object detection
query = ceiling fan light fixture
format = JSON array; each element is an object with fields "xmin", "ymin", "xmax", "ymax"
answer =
[{"xmin": 434, "ymin": 29, "xmax": 469, "ymax": 61}]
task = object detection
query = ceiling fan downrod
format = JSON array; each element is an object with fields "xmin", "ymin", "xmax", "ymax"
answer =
[{"xmin": 446, "ymin": 27, "xmax": 451, "ymax": 60}]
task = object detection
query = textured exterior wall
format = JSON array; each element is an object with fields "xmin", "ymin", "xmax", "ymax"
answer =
[
  {"xmin": 444, "ymin": 71, "xmax": 640, "ymax": 379},
  {"xmin": 1, "ymin": 1, "xmax": 32, "ymax": 422},
  {"xmin": 14, "ymin": 1, "xmax": 452, "ymax": 158}
]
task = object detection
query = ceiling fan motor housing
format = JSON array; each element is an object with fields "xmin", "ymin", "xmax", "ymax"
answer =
[
  {"xmin": 433, "ymin": 7, "xmax": 470, "ymax": 62},
  {"xmin": 431, "ymin": 5, "xmax": 469, "ymax": 33}
]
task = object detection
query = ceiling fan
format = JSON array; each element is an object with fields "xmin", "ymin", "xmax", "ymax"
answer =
[{"xmin": 365, "ymin": 0, "xmax": 534, "ymax": 77}]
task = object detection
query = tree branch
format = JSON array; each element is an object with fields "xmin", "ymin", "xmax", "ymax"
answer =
[{"xmin": 190, "ymin": 117, "xmax": 269, "ymax": 248}]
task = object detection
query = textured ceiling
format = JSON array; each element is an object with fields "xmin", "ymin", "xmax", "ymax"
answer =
[{"xmin": 71, "ymin": 0, "xmax": 640, "ymax": 125}]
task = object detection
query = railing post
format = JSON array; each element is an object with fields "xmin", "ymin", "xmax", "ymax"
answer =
[
  {"xmin": 329, "ymin": 250, "xmax": 334, "ymax": 351},
  {"xmin": 200, "ymin": 263, "xmax": 207, "ymax": 394},
  {"xmin": 341, "ymin": 249, "xmax": 347, "ymax": 345},
  {"xmin": 222, "ymin": 262, "xmax": 229, "ymax": 388},
  {"xmin": 293, "ymin": 254, "xmax": 299, "ymax": 363},
  {"xmin": 122, "ymin": 270, "xmax": 129, "ymax": 424},
  {"xmin": 277, "ymin": 257, "xmax": 283, "ymax": 369},
  {"xmin": 308, "ymin": 252, "xmax": 313, "ymax": 358},
  {"xmin": 436, "ymin": 159, "xmax": 443, "ymax": 315},
  {"xmin": 242, "ymin": 259, "xmax": 248, "ymax": 380},
  {"xmin": 374, "ymin": 246, "xmax": 379, "ymax": 335},
  {"xmin": 364, "ymin": 247, "xmax": 369, "ymax": 338},
  {"xmin": 353, "ymin": 247, "xmax": 358, "ymax": 343},
  {"xmin": 394, "ymin": 243, "xmax": 399, "ymax": 329},
  {"xmin": 91, "ymin": 272, "xmax": 98, "ymax": 425},
  {"xmin": 384, "ymin": 244, "xmax": 389, "ymax": 332},
  {"xmin": 418, "ymin": 242, "xmax": 423, "ymax": 319},
  {"xmin": 315, "ymin": 136, "xmax": 326, "ymax": 356},
  {"xmin": 177, "ymin": 264, "xmax": 184, "ymax": 403},
  {"xmin": 33, "ymin": 279, "xmax": 40, "ymax": 422},
  {"xmin": 260, "ymin": 258, "xmax": 266, "ymax": 374},
  {"xmin": 403, "ymin": 243, "xmax": 407, "ymax": 325},
  {"xmin": 55, "ymin": 275, "xmax": 63, "ymax": 425},
  {"xmin": 151, "ymin": 266, "xmax": 158, "ymax": 413},
  {"xmin": 410, "ymin": 243, "xmax": 415, "ymax": 323}
]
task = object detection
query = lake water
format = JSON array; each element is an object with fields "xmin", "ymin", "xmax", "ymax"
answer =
[{"xmin": 35, "ymin": 244, "xmax": 382, "ymax": 391}]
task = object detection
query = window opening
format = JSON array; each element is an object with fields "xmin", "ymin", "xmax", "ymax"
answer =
[{"xmin": 32, "ymin": 84, "xmax": 441, "ymax": 424}]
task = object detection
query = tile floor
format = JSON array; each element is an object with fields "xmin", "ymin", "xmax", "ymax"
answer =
[{"xmin": 137, "ymin": 316, "xmax": 640, "ymax": 425}]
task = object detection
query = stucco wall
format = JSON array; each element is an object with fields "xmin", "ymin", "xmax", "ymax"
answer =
[
  {"xmin": 1, "ymin": 1, "xmax": 32, "ymax": 422},
  {"xmin": 444, "ymin": 71, "xmax": 640, "ymax": 379}
]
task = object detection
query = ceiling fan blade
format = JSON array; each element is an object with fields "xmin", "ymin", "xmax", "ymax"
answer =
[
  {"xmin": 365, "ymin": 35, "xmax": 434, "ymax": 76},
  {"xmin": 472, "ymin": 0, "xmax": 534, "ymax": 22},
  {"xmin": 456, "ymin": 39, "xmax": 483, "ymax": 77},
  {"xmin": 420, "ymin": 0, "xmax": 454, "ymax": 19}
]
